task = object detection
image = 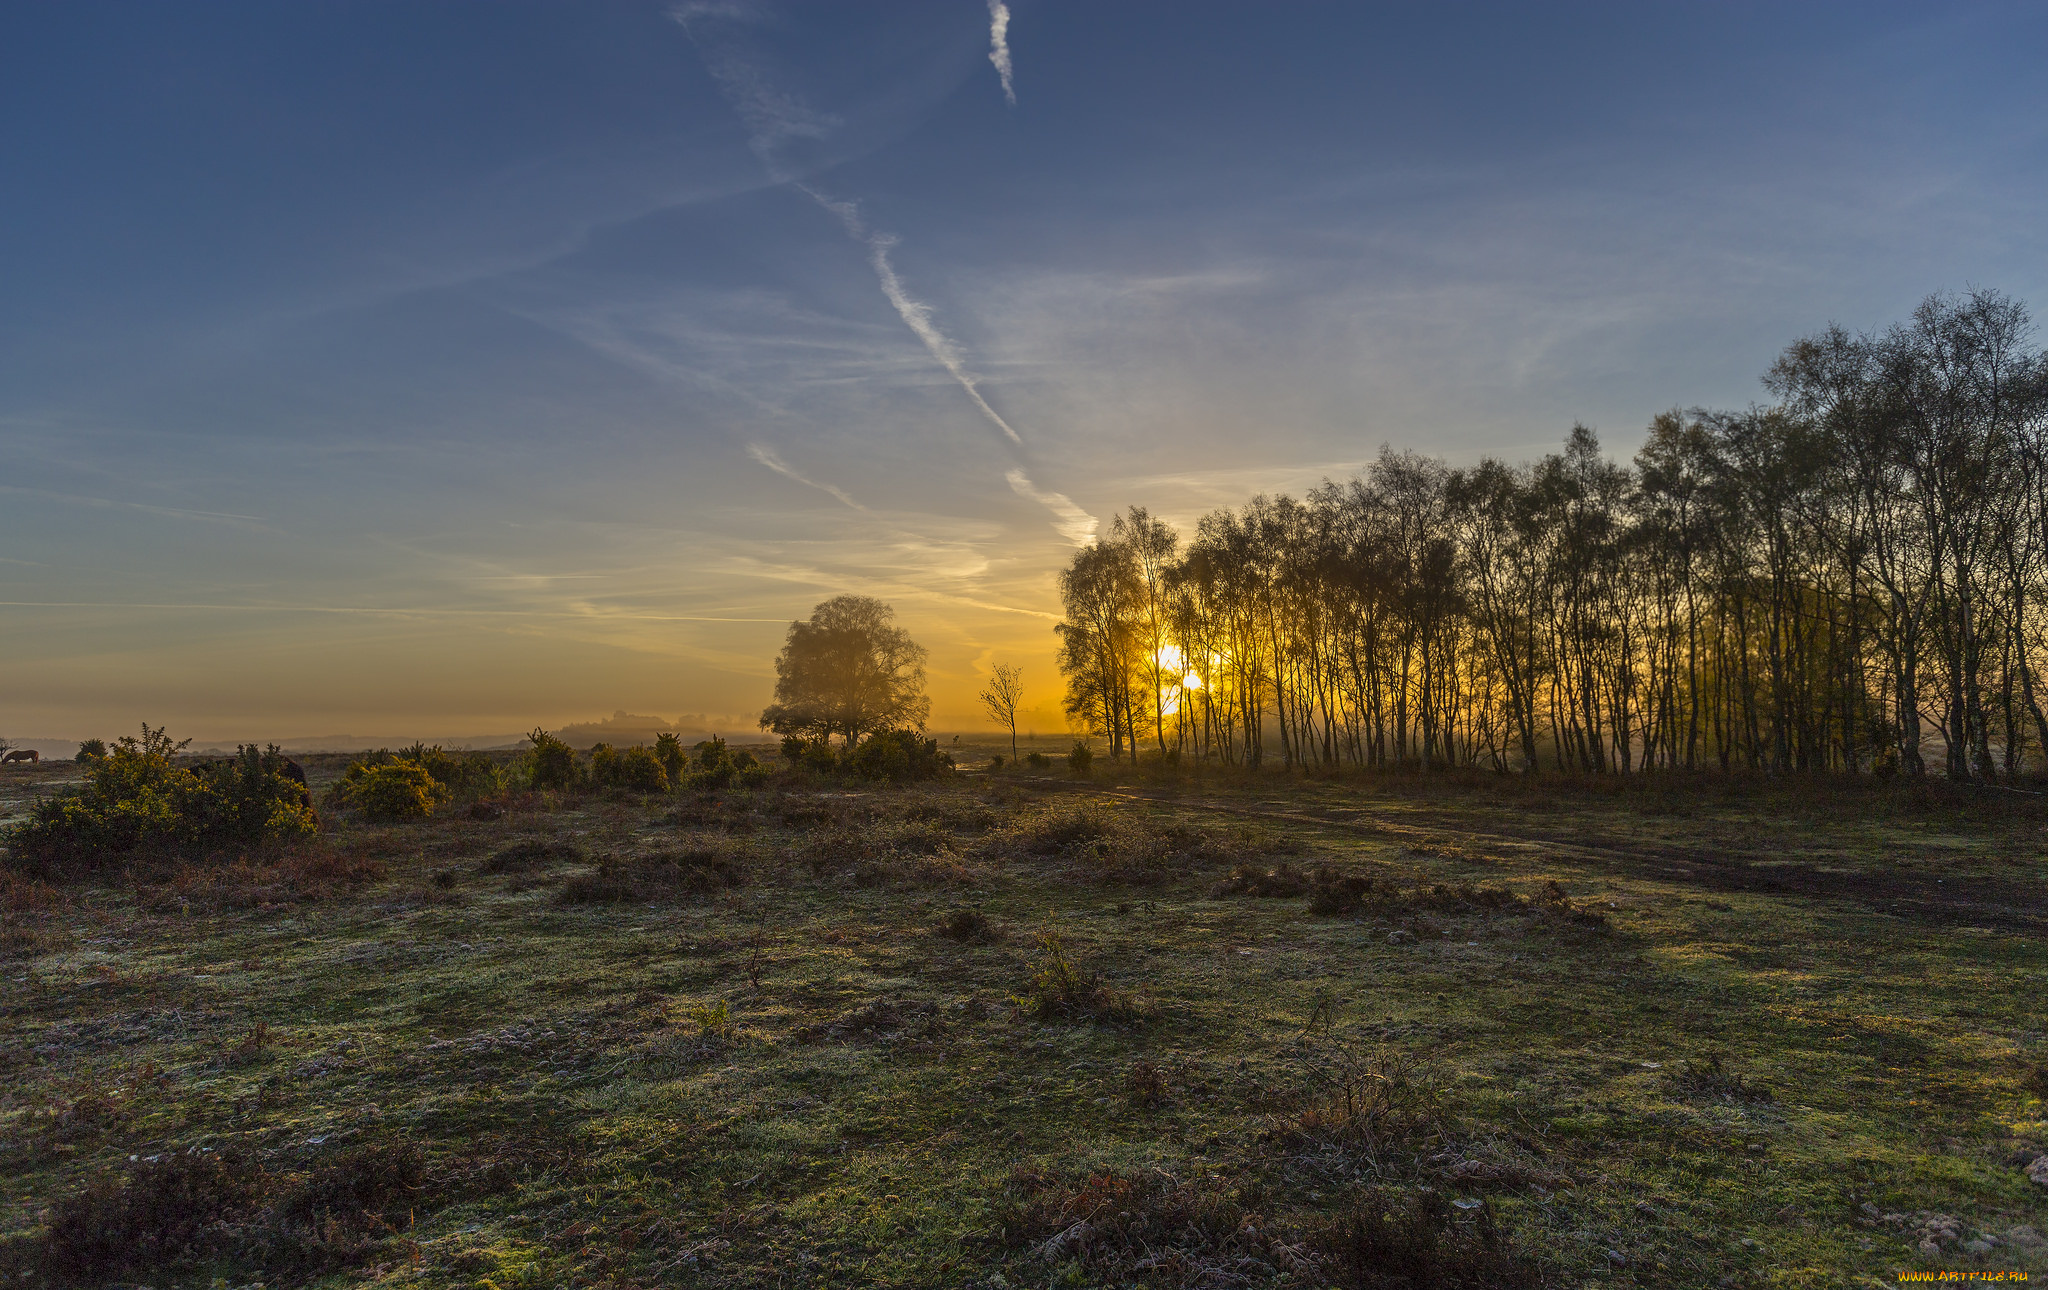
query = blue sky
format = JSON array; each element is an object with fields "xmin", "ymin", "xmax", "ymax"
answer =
[{"xmin": 2, "ymin": 1, "xmax": 2044, "ymax": 742}]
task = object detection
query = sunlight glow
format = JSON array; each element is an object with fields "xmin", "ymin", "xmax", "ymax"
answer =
[{"xmin": 1156, "ymin": 645, "xmax": 1203, "ymax": 717}]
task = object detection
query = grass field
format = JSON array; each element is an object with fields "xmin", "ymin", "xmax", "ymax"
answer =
[{"xmin": 3, "ymin": 747, "xmax": 2046, "ymax": 1288}]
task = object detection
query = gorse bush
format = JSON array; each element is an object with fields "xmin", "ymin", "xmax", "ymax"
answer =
[
  {"xmin": 327, "ymin": 744, "xmax": 492, "ymax": 817},
  {"xmin": 779, "ymin": 734, "xmax": 841, "ymax": 773},
  {"xmin": 4, "ymin": 728, "xmax": 317, "ymax": 878},
  {"xmin": 775, "ymin": 730, "xmax": 952, "ymax": 782},
  {"xmin": 74, "ymin": 738, "xmax": 107, "ymax": 765},
  {"xmin": 590, "ymin": 743, "xmax": 669, "ymax": 793},
  {"xmin": 341, "ymin": 763, "xmax": 446, "ymax": 819},
  {"xmin": 398, "ymin": 743, "xmax": 500, "ymax": 799},
  {"xmin": 846, "ymin": 729, "xmax": 953, "ymax": 782},
  {"xmin": 523, "ymin": 727, "xmax": 581, "ymax": 791},
  {"xmin": 686, "ymin": 736, "xmax": 767, "ymax": 790},
  {"xmin": 654, "ymin": 732, "xmax": 687, "ymax": 784}
]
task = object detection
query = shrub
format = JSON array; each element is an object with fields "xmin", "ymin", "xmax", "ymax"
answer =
[
  {"xmin": 5, "ymin": 728, "xmax": 317, "ymax": 878},
  {"xmin": 845, "ymin": 729, "xmax": 954, "ymax": 782},
  {"xmin": 591, "ymin": 743, "xmax": 668, "ymax": 793},
  {"xmin": 557, "ymin": 848, "xmax": 746, "ymax": 903},
  {"xmin": 1311, "ymin": 1190, "xmax": 1534, "ymax": 1289},
  {"xmin": 74, "ymin": 738, "xmax": 107, "ymax": 765},
  {"xmin": 1017, "ymin": 930, "xmax": 1149, "ymax": 1024},
  {"xmin": 1671, "ymin": 1052, "xmax": 1774, "ymax": 1103},
  {"xmin": 136, "ymin": 848, "xmax": 386, "ymax": 912},
  {"xmin": 479, "ymin": 839, "xmax": 587, "ymax": 874},
  {"xmin": 1067, "ymin": 740, "xmax": 1094, "ymax": 774},
  {"xmin": 779, "ymin": 734, "xmax": 841, "ymax": 773},
  {"xmin": 522, "ymin": 727, "xmax": 581, "ymax": 791},
  {"xmin": 686, "ymin": 736, "xmax": 770, "ymax": 790},
  {"xmin": 654, "ymin": 732, "xmax": 688, "ymax": 784},
  {"xmin": 255, "ymin": 1141, "xmax": 427, "ymax": 1277},
  {"xmin": 985, "ymin": 801, "xmax": 1212, "ymax": 884},
  {"xmin": 1211, "ymin": 862, "xmax": 1311, "ymax": 898},
  {"xmin": 687, "ymin": 998, "xmax": 734, "ymax": 1038},
  {"xmin": 1308, "ymin": 866, "xmax": 1389, "ymax": 916},
  {"xmin": 1126, "ymin": 1058, "xmax": 1169, "ymax": 1108},
  {"xmin": 999, "ymin": 1168, "xmax": 1533, "ymax": 1288},
  {"xmin": 398, "ymin": 743, "xmax": 500, "ymax": 799},
  {"xmin": 275, "ymin": 1141, "xmax": 423, "ymax": 1229},
  {"xmin": 1534, "ymin": 879, "xmax": 1611, "ymax": 928},
  {"xmin": 44, "ymin": 1148, "xmax": 266, "ymax": 1278},
  {"xmin": 327, "ymin": 745, "xmax": 492, "ymax": 814},
  {"xmin": 1025, "ymin": 750, "xmax": 1050, "ymax": 768},
  {"xmin": 1279, "ymin": 1046, "xmax": 1450, "ymax": 1170},
  {"xmin": 1001, "ymin": 1169, "xmax": 1303, "ymax": 1285},
  {"xmin": 341, "ymin": 763, "xmax": 447, "ymax": 819},
  {"xmin": 989, "ymin": 754, "xmax": 1005, "ymax": 770},
  {"xmin": 938, "ymin": 908, "xmax": 1000, "ymax": 942}
]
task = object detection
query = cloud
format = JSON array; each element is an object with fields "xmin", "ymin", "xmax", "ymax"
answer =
[
  {"xmin": 669, "ymin": 3, "xmax": 838, "ymax": 182},
  {"xmin": 0, "ymin": 483, "xmax": 272, "ymax": 529},
  {"xmin": 1006, "ymin": 468, "xmax": 1098, "ymax": 546},
  {"xmin": 746, "ymin": 442, "xmax": 866, "ymax": 510},
  {"xmin": 987, "ymin": 1, "xmax": 1016, "ymax": 106},
  {"xmin": 0, "ymin": 600, "xmax": 785, "ymax": 622}
]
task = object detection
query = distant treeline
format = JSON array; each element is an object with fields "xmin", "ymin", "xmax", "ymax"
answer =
[{"xmin": 1055, "ymin": 289, "xmax": 2048, "ymax": 779}]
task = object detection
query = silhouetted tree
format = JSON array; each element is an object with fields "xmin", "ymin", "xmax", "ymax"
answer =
[
  {"xmin": 760, "ymin": 595, "xmax": 930, "ymax": 746},
  {"xmin": 978, "ymin": 663, "xmax": 1026, "ymax": 762},
  {"xmin": 1052, "ymin": 290, "xmax": 2048, "ymax": 782}
]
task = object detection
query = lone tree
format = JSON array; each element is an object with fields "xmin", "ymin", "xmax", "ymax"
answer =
[
  {"xmin": 978, "ymin": 663, "xmax": 1025, "ymax": 763},
  {"xmin": 760, "ymin": 595, "xmax": 930, "ymax": 746}
]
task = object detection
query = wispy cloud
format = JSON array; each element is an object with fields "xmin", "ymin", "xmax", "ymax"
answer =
[
  {"xmin": 986, "ymin": 1, "xmax": 1016, "ymax": 106},
  {"xmin": 0, "ymin": 600, "xmax": 785, "ymax": 622},
  {"xmin": 1006, "ymin": 468, "xmax": 1098, "ymax": 545},
  {"xmin": 670, "ymin": 3, "xmax": 836, "ymax": 183},
  {"xmin": 0, "ymin": 483, "xmax": 271, "ymax": 529},
  {"xmin": 746, "ymin": 442, "xmax": 867, "ymax": 510}
]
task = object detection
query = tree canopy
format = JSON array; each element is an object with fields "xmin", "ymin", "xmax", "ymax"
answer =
[
  {"xmin": 1054, "ymin": 289, "xmax": 2048, "ymax": 780},
  {"xmin": 760, "ymin": 595, "xmax": 930, "ymax": 745}
]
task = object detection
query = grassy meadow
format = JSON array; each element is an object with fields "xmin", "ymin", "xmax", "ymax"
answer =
[{"xmin": 2, "ymin": 746, "xmax": 2046, "ymax": 1288}]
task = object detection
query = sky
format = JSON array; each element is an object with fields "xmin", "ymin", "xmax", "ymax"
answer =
[{"xmin": 2, "ymin": 1, "xmax": 2045, "ymax": 746}]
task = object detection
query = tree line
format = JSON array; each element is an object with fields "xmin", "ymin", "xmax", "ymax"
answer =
[{"xmin": 1055, "ymin": 289, "xmax": 2048, "ymax": 779}]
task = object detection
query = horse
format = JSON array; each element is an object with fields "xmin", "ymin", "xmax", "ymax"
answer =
[{"xmin": 1, "ymin": 749, "xmax": 37, "ymax": 765}]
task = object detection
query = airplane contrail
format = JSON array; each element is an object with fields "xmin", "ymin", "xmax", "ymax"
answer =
[
  {"xmin": 747, "ymin": 442, "xmax": 867, "ymax": 511},
  {"xmin": 672, "ymin": 2, "xmax": 1096, "ymax": 543},
  {"xmin": 987, "ymin": 1, "xmax": 1016, "ymax": 105},
  {"xmin": 1006, "ymin": 468, "xmax": 1098, "ymax": 545},
  {"xmin": 801, "ymin": 186, "xmax": 1024, "ymax": 448}
]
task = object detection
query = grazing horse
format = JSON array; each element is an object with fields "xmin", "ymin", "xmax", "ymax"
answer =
[{"xmin": 1, "ymin": 749, "xmax": 37, "ymax": 765}]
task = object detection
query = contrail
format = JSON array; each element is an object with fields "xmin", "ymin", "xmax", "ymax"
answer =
[
  {"xmin": 1006, "ymin": 469, "xmax": 1098, "ymax": 545},
  {"xmin": 747, "ymin": 442, "xmax": 867, "ymax": 511},
  {"xmin": 800, "ymin": 186, "xmax": 1024, "ymax": 448},
  {"xmin": 671, "ymin": 4, "xmax": 835, "ymax": 183},
  {"xmin": 672, "ymin": 2, "xmax": 1096, "ymax": 543},
  {"xmin": 986, "ymin": 1, "xmax": 1016, "ymax": 105}
]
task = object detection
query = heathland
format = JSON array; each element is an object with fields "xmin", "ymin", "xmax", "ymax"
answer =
[{"xmin": 2, "ymin": 740, "xmax": 2045, "ymax": 1288}]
